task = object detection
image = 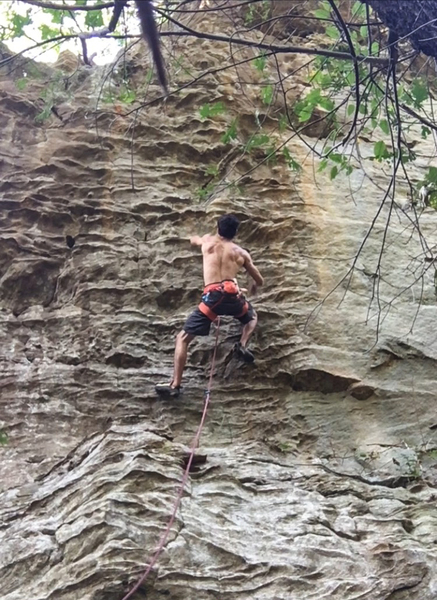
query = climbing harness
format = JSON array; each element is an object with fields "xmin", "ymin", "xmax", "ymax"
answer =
[
  {"xmin": 120, "ymin": 317, "xmax": 221, "ymax": 600},
  {"xmin": 198, "ymin": 279, "xmax": 249, "ymax": 322}
]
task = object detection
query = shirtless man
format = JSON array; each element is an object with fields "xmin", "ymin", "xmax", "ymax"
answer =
[{"xmin": 156, "ymin": 214, "xmax": 264, "ymax": 397}]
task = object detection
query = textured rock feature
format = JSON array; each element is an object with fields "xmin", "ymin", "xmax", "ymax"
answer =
[
  {"xmin": 347, "ymin": 381, "xmax": 375, "ymax": 400},
  {"xmin": 1, "ymin": 8, "xmax": 437, "ymax": 600}
]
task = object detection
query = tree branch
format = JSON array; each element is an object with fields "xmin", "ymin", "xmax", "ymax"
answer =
[
  {"xmin": 328, "ymin": 0, "xmax": 361, "ymax": 146},
  {"xmin": 155, "ymin": 7, "xmax": 389, "ymax": 66},
  {"xmin": 79, "ymin": 0, "xmax": 127, "ymax": 40},
  {"xmin": 17, "ymin": 0, "xmax": 115, "ymax": 10}
]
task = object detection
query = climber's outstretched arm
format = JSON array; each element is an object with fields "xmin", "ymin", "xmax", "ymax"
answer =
[
  {"xmin": 190, "ymin": 235, "xmax": 206, "ymax": 247},
  {"xmin": 242, "ymin": 249, "xmax": 263, "ymax": 295}
]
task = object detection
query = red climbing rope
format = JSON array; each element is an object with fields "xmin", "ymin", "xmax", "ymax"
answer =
[{"xmin": 120, "ymin": 317, "xmax": 221, "ymax": 600}]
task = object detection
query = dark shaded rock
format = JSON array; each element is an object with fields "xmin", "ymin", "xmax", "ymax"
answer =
[
  {"xmin": 348, "ymin": 381, "xmax": 375, "ymax": 400},
  {"xmin": 0, "ymin": 258, "xmax": 60, "ymax": 315},
  {"xmin": 292, "ymin": 368, "xmax": 359, "ymax": 393},
  {"xmin": 66, "ymin": 235, "xmax": 75, "ymax": 248},
  {"xmin": 105, "ymin": 351, "xmax": 146, "ymax": 368}
]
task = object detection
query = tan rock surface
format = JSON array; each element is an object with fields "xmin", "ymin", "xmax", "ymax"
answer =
[{"xmin": 1, "ymin": 9, "xmax": 437, "ymax": 600}]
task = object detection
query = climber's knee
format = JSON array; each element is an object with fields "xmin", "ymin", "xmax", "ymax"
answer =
[{"xmin": 176, "ymin": 330, "xmax": 194, "ymax": 347}]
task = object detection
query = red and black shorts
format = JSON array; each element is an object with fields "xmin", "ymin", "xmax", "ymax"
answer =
[{"xmin": 184, "ymin": 281, "xmax": 255, "ymax": 337}]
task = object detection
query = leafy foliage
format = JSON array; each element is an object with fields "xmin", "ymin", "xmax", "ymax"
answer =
[
  {"xmin": 2, "ymin": 0, "xmax": 437, "ymax": 316},
  {"xmin": 85, "ymin": 9, "xmax": 104, "ymax": 29},
  {"xmin": 244, "ymin": 0, "xmax": 270, "ymax": 26},
  {"xmin": 35, "ymin": 71, "xmax": 70, "ymax": 122},
  {"xmin": 221, "ymin": 119, "xmax": 239, "ymax": 145},
  {"xmin": 199, "ymin": 102, "xmax": 227, "ymax": 120}
]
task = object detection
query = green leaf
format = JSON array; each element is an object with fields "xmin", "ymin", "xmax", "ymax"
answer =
[
  {"xmin": 318, "ymin": 158, "xmax": 328, "ymax": 172},
  {"xmin": 314, "ymin": 8, "xmax": 331, "ymax": 19},
  {"xmin": 410, "ymin": 79, "xmax": 428, "ymax": 109},
  {"xmin": 205, "ymin": 164, "xmax": 219, "ymax": 176},
  {"xmin": 40, "ymin": 24, "xmax": 59, "ymax": 41},
  {"xmin": 266, "ymin": 146, "xmax": 277, "ymax": 165},
  {"xmin": 326, "ymin": 25, "xmax": 339, "ymax": 39},
  {"xmin": 221, "ymin": 118, "xmax": 238, "ymax": 144},
  {"xmin": 330, "ymin": 153, "xmax": 343, "ymax": 164},
  {"xmin": 196, "ymin": 182, "xmax": 215, "ymax": 201},
  {"xmin": 379, "ymin": 119, "xmax": 389, "ymax": 135},
  {"xmin": 43, "ymin": 8, "xmax": 66, "ymax": 25},
  {"xmin": 85, "ymin": 10, "xmax": 104, "ymax": 28},
  {"xmin": 199, "ymin": 102, "xmax": 227, "ymax": 120},
  {"xmin": 400, "ymin": 148, "xmax": 416, "ymax": 164},
  {"xmin": 282, "ymin": 147, "xmax": 301, "ymax": 172},
  {"xmin": 118, "ymin": 87, "xmax": 136, "ymax": 104},
  {"xmin": 346, "ymin": 70, "xmax": 356, "ymax": 86},
  {"xmin": 374, "ymin": 140, "xmax": 388, "ymax": 160},
  {"xmin": 245, "ymin": 133, "xmax": 270, "ymax": 152},
  {"xmin": 352, "ymin": 0, "xmax": 366, "ymax": 19},
  {"xmin": 253, "ymin": 53, "xmax": 267, "ymax": 73},
  {"xmin": 306, "ymin": 89, "xmax": 322, "ymax": 104},
  {"xmin": 15, "ymin": 78, "xmax": 28, "ymax": 91},
  {"xmin": 360, "ymin": 25, "xmax": 368, "ymax": 38},
  {"xmin": 421, "ymin": 126, "xmax": 431, "ymax": 139},
  {"xmin": 330, "ymin": 166, "xmax": 339, "ymax": 180},
  {"xmin": 278, "ymin": 114, "xmax": 289, "ymax": 132},
  {"xmin": 371, "ymin": 41, "xmax": 379, "ymax": 55},
  {"xmin": 295, "ymin": 89, "xmax": 323, "ymax": 122},
  {"xmin": 209, "ymin": 101, "xmax": 226, "ymax": 117},
  {"xmin": 35, "ymin": 105, "xmax": 53, "ymax": 123},
  {"xmin": 350, "ymin": 30, "xmax": 359, "ymax": 45},
  {"xmin": 102, "ymin": 89, "xmax": 116, "ymax": 104},
  {"xmin": 314, "ymin": 71, "xmax": 332, "ymax": 89},
  {"xmin": 0, "ymin": 430, "xmax": 9, "ymax": 445},
  {"xmin": 297, "ymin": 109, "xmax": 313, "ymax": 123},
  {"xmin": 11, "ymin": 12, "xmax": 32, "ymax": 36},
  {"xmin": 347, "ymin": 104, "xmax": 356, "ymax": 116},
  {"xmin": 261, "ymin": 84, "xmax": 274, "ymax": 105},
  {"xmin": 319, "ymin": 96, "xmax": 335, "ymax": 111},
  {"xmin": 426, "ymin": 166, "xmax": 437, "ymax": 184}
]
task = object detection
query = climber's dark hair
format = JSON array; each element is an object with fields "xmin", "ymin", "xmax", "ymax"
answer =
[{"xmin": 217, "ymin": 214, "xmax": 239, "ymax": 240}]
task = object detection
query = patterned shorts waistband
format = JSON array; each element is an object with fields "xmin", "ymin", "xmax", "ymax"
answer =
[{"xmin": 203, "ymin": 279, "xmax": 240, "ymax": 295}]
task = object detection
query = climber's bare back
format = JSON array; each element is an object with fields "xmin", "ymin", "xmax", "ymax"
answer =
[{"xmin": 190, "ymin": 234, "xmax": 262, "ymax": 286}]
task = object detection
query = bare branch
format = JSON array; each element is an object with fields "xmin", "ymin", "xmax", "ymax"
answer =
[
  {"xmin": 327, "ymin": 0, "xmax": 361, "ymax": 146},
  {"xmin": 155, "ymin": 7, "xmax": 389, "ymax": 66},
  {"xmin": 17, "ymin": 0, "xmax": 115, "ymax": 11}
]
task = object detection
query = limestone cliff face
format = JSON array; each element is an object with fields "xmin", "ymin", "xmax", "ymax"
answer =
[{"xmin": 1, "ymin": 6, "xmax": 437, "ymax": 600}]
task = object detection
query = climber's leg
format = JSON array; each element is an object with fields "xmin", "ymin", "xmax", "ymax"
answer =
[
  {"xmin": 235, "ymin": 306, "xmax": 257, "ymax": 363},
  {"xmin": 172, "ymin": 330, "xmax": 194, "ymax": 388},
  {"xmin": 156, "ymin": 308, "xmax": 212, "ymax": 396},
  {"xmin": 240, "ymin": 309, "xmax": 257, "ymax": 347},
  {"xmin": 156, "ymin": 331, "xmax": 194, "ymax": 396}
]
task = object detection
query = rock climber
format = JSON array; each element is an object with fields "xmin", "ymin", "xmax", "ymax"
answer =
[{"xmin": 156, "ymin": 214, "xmax": 264, "ymax": 397}]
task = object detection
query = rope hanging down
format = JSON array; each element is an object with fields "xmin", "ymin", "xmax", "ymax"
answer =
[{"xmin": 121, "ymin": 317, "xmax": 221, "ymax": 600}]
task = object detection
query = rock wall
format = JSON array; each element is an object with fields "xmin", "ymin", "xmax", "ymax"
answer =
[{"xmin": 1, "ymin": 6, "xmax": 437, "ymax": 600}]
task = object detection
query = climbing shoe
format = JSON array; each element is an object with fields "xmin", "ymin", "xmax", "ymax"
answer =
[
  {"xmin": 155, "ymin": 383, "xmax": 181, "ymax": 398},
  {"xmin": 234, "ymin": 342, "xmax": 255, "ymax": 363}
]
